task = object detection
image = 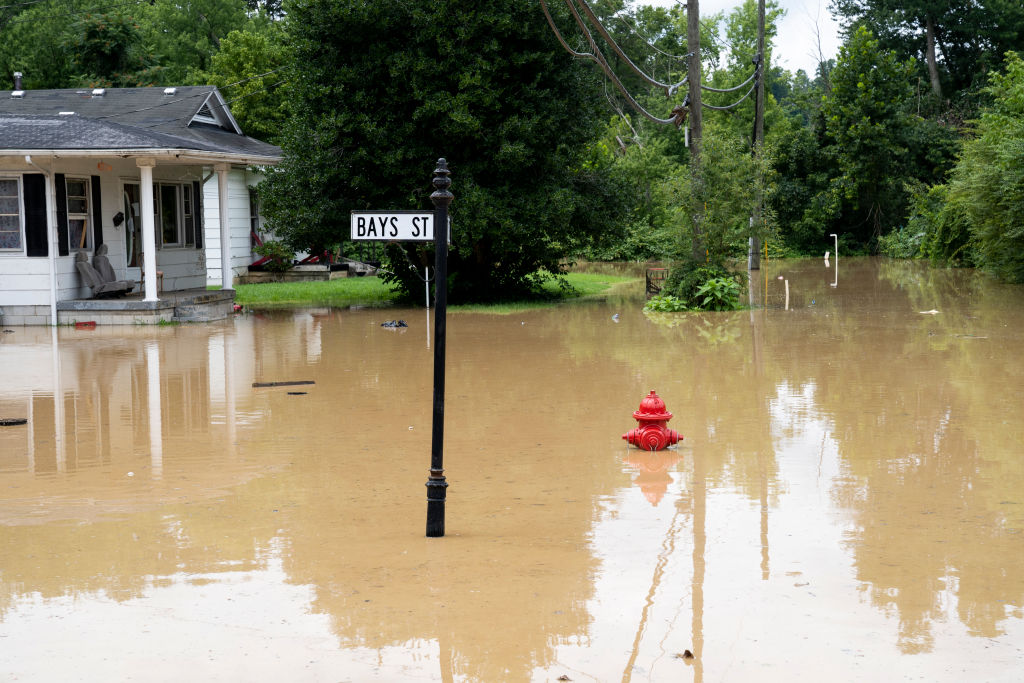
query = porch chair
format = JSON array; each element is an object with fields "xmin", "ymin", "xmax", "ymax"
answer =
[
  {"xmin": 74, "ymin": 252, "xmax": 133, "ymax": 298},
  {"xmin": 93, "ymin": 244, "xmax": 137, "ymax": 291}
]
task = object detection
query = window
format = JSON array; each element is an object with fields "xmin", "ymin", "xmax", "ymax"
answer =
[
  {"xmin": 65, "ymin": 178, "xmax": 90, "ymax": 251},
  {"xmin": 183, "ymin": 183, "xmax": 195, "ymax": 245},
  {"xmin": 155, "ymin": 182, "xmax": 197, "ymax": 248},
  {"xmin": 159, "ymin": 184, "xmax": 179, "ymax": 246},
  {"xmin": 0, "ymin": 178, "xmax": 22, "ymax": 251}
]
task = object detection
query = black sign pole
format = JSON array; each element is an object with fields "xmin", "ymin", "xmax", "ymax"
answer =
[{"xmin": 426, "ymin": 159, "xmax": 452, "ymax": 537}]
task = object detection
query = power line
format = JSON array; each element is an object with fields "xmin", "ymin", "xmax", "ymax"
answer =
[
  {"xmin": 541, "ymin": 0, "xmax": 683, "ymax": 126},
  {"xmin": 613, "ymin": 13, "xmax": 689, "ymax": 62},
  {"xmin": 574, "ymin": 0, "xmax": 687, "ymax": 96}
]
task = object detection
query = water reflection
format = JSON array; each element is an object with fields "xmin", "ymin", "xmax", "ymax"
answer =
[
  {"xmin": 0, "ymin": 258, "xmax": 1022, "ymax": 680},
  {"xmin": 624, "ymin": 450, "xmax": 682, "ymax": 506}
]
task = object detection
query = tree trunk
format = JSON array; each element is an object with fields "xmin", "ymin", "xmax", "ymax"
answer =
[{"xmin": 925, "ymin": 16, "xmax": 942, "ymax": 99}]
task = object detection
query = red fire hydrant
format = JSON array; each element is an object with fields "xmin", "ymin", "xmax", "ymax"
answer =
[{"xmin": 623, "ymin": 390, "xmax": 682, "ymax": 451}]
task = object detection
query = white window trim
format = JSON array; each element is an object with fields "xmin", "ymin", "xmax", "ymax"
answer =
[
  {"xmin": 0, "ymin": 175, "xmax": 23, "ymax": 252},
  {"xmin": 65, "ymin": 176, "xmax": 91, "ymax": 252},
  {"xmin": 155, "ymin": 181, "xmax": 197, "ymax": 249}
]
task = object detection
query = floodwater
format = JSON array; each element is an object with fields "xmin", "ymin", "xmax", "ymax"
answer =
[{"xmin": 1, "ymin": 257, "xmax": 1022, "ymax": 681}]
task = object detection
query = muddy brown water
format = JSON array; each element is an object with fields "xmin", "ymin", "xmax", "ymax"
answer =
[{"xmin": 1, "ymin": 257, "xmax": 1022, "ymax": 681}]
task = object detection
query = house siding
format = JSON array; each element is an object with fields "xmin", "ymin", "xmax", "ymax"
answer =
[{"xmin": 203, "ymin": 168, "xmax": 257, "ymax": 285}]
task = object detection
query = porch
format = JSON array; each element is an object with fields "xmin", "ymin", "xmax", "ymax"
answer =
[{"xmin": 56, "ymin": 288, "xmax": 235, "ymax": 326}]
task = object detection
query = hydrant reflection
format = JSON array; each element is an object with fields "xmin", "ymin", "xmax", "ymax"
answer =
[
  {"xmin": 623, "ymin": 390, "xmax": 682, "ymax": 451},
  {"xmin": 624, "ymin": 451, "xmax": 683, "ymax": 506}
]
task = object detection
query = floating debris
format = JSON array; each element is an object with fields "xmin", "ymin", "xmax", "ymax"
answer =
[
  {"xmin": 0, "ymin": 417, "xmax": 28, "ymax": 426},
  {"xmin": 287, "ymin": 391, "xmax": 307, "ymax": 395},
  {"xmin": 252, "ymin": 380, "xmax": 316, "ymax": 388},
  {"xmin": 557, "ymin": 676, "xmax": 572, "ymax": 681},
  {"xmin": 674, "ymin": 650, "xmax": 695, "ymax": 661},
  {"xmin": 381, "ymin": 320, "xmax": 408, "ymax": 328},
  {"xmin": 919, "ymin": 309, "xmax": 940, "ymax": 315}
]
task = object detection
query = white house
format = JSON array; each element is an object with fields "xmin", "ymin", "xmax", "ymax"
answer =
[{"xmin": 0, "ymin": 82, "xmax": 281, "ymax": 325}]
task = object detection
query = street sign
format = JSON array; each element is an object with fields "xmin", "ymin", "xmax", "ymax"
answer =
[{"xmin": 350, "ymin": 210, "xmax": 435, "ymax": 241}]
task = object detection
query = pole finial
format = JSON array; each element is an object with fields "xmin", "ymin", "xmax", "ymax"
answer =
[{"xmin": 431, "ymin": 158, "xmax": 453, "ymax": 206}]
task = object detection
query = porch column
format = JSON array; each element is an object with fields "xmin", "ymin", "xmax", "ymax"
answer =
[
  {"xmin": 216, "ymin": 163, "xmax": 233, "ymax": 290},
  {"xmin": 137, "ymin": 158, "xmax": 159, "ymax": 302}
]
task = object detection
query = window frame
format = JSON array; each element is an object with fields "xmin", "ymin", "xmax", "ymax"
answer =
[
  {"xmin": 0, "ymin": 176, "xmax": 24, "ymax": 252},
  {"xmin": 155, "ymin": 182, "xmax": 197, "ymax": 249},
  {"xmin": 65, "ymin": 176, "xmax": 91, "ymax": 252}
]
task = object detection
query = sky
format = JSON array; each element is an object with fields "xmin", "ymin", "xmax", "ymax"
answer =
[{"xmin": 636, "ymin": 0, "xmax": 843, "ymax": 75}]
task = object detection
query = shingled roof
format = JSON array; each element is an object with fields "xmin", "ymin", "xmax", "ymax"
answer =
[{"xmin": 0, "ymin": 86, "xmax": 281, "ymax": 164}]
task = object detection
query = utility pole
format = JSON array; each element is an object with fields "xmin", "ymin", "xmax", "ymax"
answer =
[
  {"xmin": 687, "ymin": 0, "xmax": 704, "ymax": 261},
  {"xmin": 686, "ymin": 0, "xmax": 702, "ymax": 163},
  {"xmin": 748, "ymin": 0, "xmax": 766, "ymax": 271}
]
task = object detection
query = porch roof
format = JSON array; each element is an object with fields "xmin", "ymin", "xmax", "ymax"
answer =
[{"xmin": 0, "ymin": 86, "xmax": 281, "ymax": 166}]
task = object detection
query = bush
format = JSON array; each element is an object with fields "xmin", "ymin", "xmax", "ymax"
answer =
[
  {"xmin": 902, "ymin": 182, "xmax": 974, "ymax": 266},
  {"xmin": 253, "ymin": 240, "xmax": 294, "ymax": 273},
  {"xmin": 664, "ymin": 261, "xmax": 745, "ymax": 310},
  {"xmin": 695, "ymin": 276, "xmax": 743, "ymax": 311},
  {"xmin": 643, "ymin": 293, "xmax": 688, "ymax": 312}
]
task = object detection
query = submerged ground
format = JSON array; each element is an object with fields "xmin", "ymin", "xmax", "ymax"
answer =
[{"xmin": 1, "ymin": 257, "xmax": 1022, "ymax": 681}]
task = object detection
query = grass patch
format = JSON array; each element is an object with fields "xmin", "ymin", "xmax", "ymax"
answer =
[
  {"xmin": 232, "ymin": 277, "xmax": 400, "ymax": 308},
  {"xmin": 450, "ymin": 272, "xmax": 638, "ymax": 314},
  {"xmin": 229, "ymin": 272, "xmax": 638, "ymax": 312}
]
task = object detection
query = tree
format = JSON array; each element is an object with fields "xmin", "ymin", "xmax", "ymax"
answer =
[
  {"xmin": 830, "ymin": 0, "xmax": 1024, "ymax": 100},
  {"xmin": 139, "ymin": 0, "xmax": 251, "ymax": 83},
  {"xmin": 821, "ymin": 26, "xmax": 917, "ymax": 244},
  {"xmin": 260, "ymin": 0, "xmax": 625, "ymax": 302},
  {"xmin": 189, "ymin": 22, "xmax": 288, "ymax": 142},
  {"xmin": 64, "ymin": 12, "xmax": 162, "ymax": 87},
  {"xmin": 945, "ymin": 52, "xmax": 1024, "ymax": 282}
]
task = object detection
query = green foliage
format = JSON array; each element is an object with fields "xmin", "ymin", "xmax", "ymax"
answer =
[
  {"xmin": 822, "ymin": 26, "xmax": 917, "ymax": 243},
  {"xmin": 664, "ymin": 261, "xmax": 745, "ymax": 310},
  {"xmin": 904, "ymin": 182, "xmax": 973, "ymax": 266},
  {"xmin": 140, "ymin": 0, "xmax": 250, "ymax": 83},
  {"xmin": 945, "ymin": 52, "xmax": 1024, "ymax": 282},
  {"xmin": 831, "ymin": 0, "xmax": 1024, "ymax": 97},
  {"xmin": 877, "ymin": 225, "xmax": 923, "ymax": 259},
  {"xmin": 579, "ymin": 127, "xmax": 682, "ymax": 261},
  {"xmin": 0, "ymin": 0, "xmax": 257, "ymax": 89},
  {"xmin": 695, "ymin": 276, "xmax": 743, "ymax": 311},
  {"xmin": 667, "ymin": 124, "xmax": 774, "ymax": 263},
  {"xmin": 643, "ymin": 293, "xmax": 688, "ymax": 313},
  {"xmin": 64, "ymin": 12, "xmax": 161, "ymax": 87},
  {"xmin": 189, "ymin": 23, "xmax": 288, "ymax": 141},
  {"xmin": 260, "ymin": 0, "xmax": 624, "ymax": 303},
  {"xmin": 253, "ymin": 239, "xmax": 294, "ymax": 272}
]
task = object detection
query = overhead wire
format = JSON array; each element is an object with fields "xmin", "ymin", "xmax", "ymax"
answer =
[
  {"xmin": 540, "ymin": 0, "xmax": 764, "ymax": 126},
  {"xmin": 701, "ymin": 73, "xmax": 758, "ymax": 110},
  {"xmin": 613, "ymin": 14, "xmax": 689, "ymax": 62},
  {"xmin": 539, "ymin": 0, "xmax": 683, "ymax": 126},
  {"xmin": 573, "ymin": 0, "xmax": 686, "ymax": 96}
]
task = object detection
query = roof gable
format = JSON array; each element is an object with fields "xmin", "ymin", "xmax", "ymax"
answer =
[{"xmin": 189, "ymin": 90, "xmax": 243, "ymax": 135}]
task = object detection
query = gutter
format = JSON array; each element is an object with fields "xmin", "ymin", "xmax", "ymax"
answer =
[
  {"xmin": 2, "ymin": 147, "xmax": 281, "ymax": 166},
  {"xmin": 23, "ymin": 154, "xmax": 58, "ymax": 326}
]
